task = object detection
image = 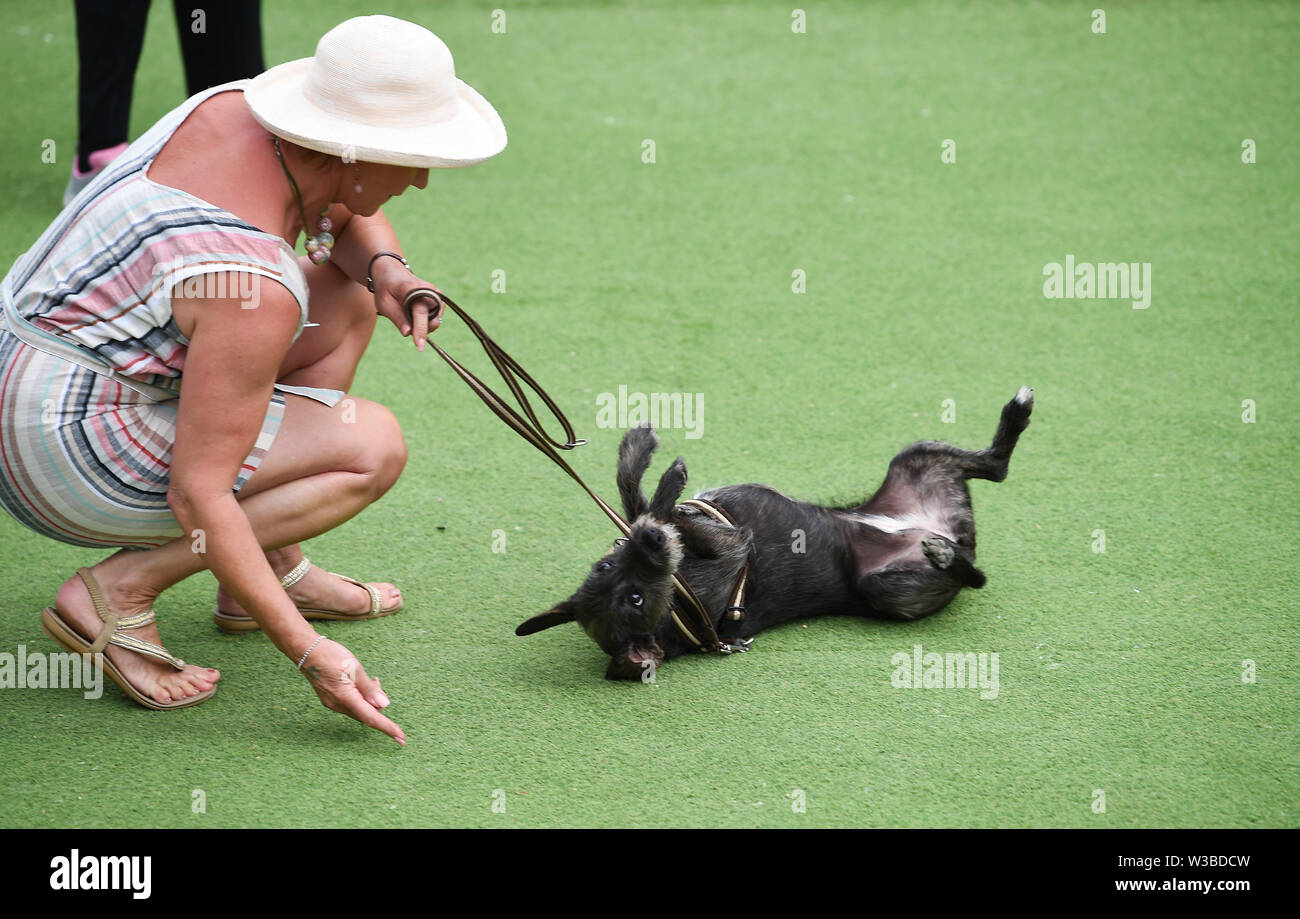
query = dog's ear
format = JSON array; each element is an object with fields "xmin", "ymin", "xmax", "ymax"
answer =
[
  {"xmin": 515, "ymin": 600, "xmax": 577, "ymax": 636},
  {"xmin": 617, "ymin": 423, "xmax": 658, "ymax": 520},
  {"xmin": 648, "ymin": 456, "xmax": 688, "ymax": 519}
]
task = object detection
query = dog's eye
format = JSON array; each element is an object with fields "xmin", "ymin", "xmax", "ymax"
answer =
[
  {"xmin": 628, "ymin": 592, "xmax": 643, "ymax": 607},
  {"xmin": 596, "ymin": 561, "xmax": 612, "ymax": 573}
]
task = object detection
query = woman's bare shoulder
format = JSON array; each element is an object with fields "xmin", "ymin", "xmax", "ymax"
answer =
[{"xmin": 147, "ymin": 90, "xmax": 283, "ymax": 236}]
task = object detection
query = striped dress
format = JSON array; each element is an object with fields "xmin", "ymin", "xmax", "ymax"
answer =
[{"xmin": 0, "ymin": 80, "xmax": 333, "ymax": 549}]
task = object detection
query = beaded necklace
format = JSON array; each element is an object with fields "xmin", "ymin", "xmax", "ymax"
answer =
[{"xmin": 271, "ymin": 137, "xmax": 334, "ymax": 264}]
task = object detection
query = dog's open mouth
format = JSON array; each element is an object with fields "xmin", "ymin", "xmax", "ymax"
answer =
[
  {"xmin": 626, "ymin": 643, "xmax": 661, "ymax": 665},
  {"xmin": 605, "ymin": 635, "xmax": 665, "ymax": 681}
]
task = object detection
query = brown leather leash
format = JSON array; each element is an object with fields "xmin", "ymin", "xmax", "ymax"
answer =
[{"xmin": 403, "ymin": 288, "xmax": 724, "ymax": 653}]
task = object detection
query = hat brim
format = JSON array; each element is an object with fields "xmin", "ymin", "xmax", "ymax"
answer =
[{"xmin": 244, "ymin": 57, "xmax": 507, "ymax": 168}]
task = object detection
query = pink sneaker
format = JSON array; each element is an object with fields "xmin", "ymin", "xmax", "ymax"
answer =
[{"xmin": 62, "ymin": 142, "xmax": 128, "ymax": 207}]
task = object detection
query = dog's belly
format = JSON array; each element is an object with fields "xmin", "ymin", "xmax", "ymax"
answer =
[
  {"xmin": 846, "ymin": 529, "xmax": 924, "ymax": 574},
  {"xmin": 840, "ymin": 511, "xmax": 957, "ymax": 543},
  {"xmin": 840, "ymin": 511, "xmax": 959, "ymax": 577}
]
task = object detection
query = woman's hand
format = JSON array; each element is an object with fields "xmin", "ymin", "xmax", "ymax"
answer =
[
  {"xmin": 371, "ymin": 257, "xmax": 443, "ymax": 352},
  {"xmin": 300, "ymin": 637, "xmax": 407, "ymax": 746}
]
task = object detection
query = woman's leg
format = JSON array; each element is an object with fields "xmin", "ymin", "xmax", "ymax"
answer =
[
  {"xmin": 73, "ymin": 0, "xmax": 149, "ymax": 172},
  {"xmin": 54, "ymin": 261, "xmax": 409, "ymax": 703},
  {"xmin": 220, "ymin": 258, "xmax": 403, "ymax": 619},
  {"xmin": 172, "ymin": 0, "xmax": 264, "ymax": 97},
  {"xmin": 53, "ymin": 392, "xmax": 408, "ymax": 703}
]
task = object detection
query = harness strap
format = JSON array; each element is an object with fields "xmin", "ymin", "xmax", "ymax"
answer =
[
  {"xmin": 679, "ymin": 498, "xmax": 750, "ymax": 623},
  {"xmin": 404, "ymin": 288, "xmax": 723, "ymax": 652}
]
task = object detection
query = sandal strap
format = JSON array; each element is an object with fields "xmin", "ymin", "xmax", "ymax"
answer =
[
  {"xmin": 73, "ymin": 567, "xmax": 173, "ymax": 664},
  {"xmin": 76, "ymin": 567, "xmax": 113, "ymax": 623},
  {"xmin": 115, "ymin": 609, "xmax": 156, "ymax": 630},
  {"xmin": 329, "ymin": 571, "xmax": 384, "ymax": 617},
  {"xmin": 108, "ymin": 632, "xmax": 186, "ymax": 670},
  {"xmin": 279, "ymin": 559, "xmax": 388, "ymax": 617},
  {"xmin": 280, "ymin": 557, "xmax": 313, "ymax": 590},
  {"xmin": 77, "ymin": 567, "xmax": 122, "ymax": 655}
]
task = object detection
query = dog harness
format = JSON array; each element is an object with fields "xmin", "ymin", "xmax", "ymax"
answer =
[{"xmin": 681, "ymin": 496, "xmax": 754, "ymax": 631}]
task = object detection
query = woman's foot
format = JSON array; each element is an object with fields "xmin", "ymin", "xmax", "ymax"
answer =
[
  {"xmin": 54, "ymin": 570, "xmax": 220, "ymax": 705},
  {"xmin": 214, "ymin": 553, "xmax": 401, "ymax": 624}
]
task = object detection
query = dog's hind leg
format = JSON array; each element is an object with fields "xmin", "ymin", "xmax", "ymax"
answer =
[
  {"xmin": 857, "ymin": 565, "xmax": 962, "ymax": 622},
  {"xmin": 886, "ymin": 387, "xmax": 1033, "ymax": 485},
  {"xmin": 921, "ymin": 535, "xmax": 986, "ymax": 588},
  {"xmin": 961, "ymin": 386, "xmax": 1034, "ymax": 482},
  {"xmin": 980, "ymin": 386, "xmax": 1034, "ymax": 479}
]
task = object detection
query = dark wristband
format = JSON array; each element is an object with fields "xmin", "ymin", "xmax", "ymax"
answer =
[{"xmin": 366, "ymin": 251, "xmax": 410, "ymax": 292}]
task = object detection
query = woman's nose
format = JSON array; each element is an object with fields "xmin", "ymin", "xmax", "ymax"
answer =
[{"xmin": 412, "ymin": 168, "xmax": 429, "ymax": 190}]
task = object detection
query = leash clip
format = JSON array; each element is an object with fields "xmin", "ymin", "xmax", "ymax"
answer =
[{"xmin": 717, "ymin": 637, "xmax": 754, "ymax": 655}]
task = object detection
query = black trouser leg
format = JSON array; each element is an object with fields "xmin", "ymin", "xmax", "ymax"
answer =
[
  {"xmin": 74, "ymin": 0, "xmax": 151, "ymax": 172},
  {"xmin": 171, "ymin": 0, "xmax": 264, "ymax": 96}
]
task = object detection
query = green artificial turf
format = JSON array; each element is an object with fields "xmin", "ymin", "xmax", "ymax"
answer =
[{"xmin": 0, "ymin": 0, "xmax": 1296, "ymax": 828}]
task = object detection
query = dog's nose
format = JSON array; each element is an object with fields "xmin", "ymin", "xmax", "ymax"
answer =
[{"xmin": 639, "ymin": 526, "xmax": 666, "ymax": 550}]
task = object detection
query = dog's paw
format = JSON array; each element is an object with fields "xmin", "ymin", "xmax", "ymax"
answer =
[
  {"xmin": 1014, "ymin": 387, "xmax": 1034, "ymax": 413},
  {"xmin": 921, "ymin": 536, "xmax": 955, "ymax": 569},
  {"xmin": 1001, "ymin": 387, "xmax": 1033, "ymax": 431}
]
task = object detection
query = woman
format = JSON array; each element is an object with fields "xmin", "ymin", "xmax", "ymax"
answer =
[{"xmin": 0, "ymin": 16, "xmax": 506, "ymax": 744}]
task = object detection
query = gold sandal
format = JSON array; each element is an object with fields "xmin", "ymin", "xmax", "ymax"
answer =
[
  {"xmin": 212, "ymin": 557, "xmax": 402, "ymax": 634},
  {"xmin": 41, "ymin": 568, "xmax": 216, "ymax": 711}
]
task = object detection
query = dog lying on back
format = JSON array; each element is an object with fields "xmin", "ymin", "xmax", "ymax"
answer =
[{"xmin": 516, "ymin": 388, "xmax": 1034, "ymax": 679}]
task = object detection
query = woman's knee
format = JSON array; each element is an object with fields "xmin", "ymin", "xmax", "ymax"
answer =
[{"xmin": 349, "ymin": 398, "xmax": 407, "ymax": 495}]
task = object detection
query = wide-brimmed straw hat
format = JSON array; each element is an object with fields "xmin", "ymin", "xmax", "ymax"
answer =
[{"xmin": 245, "ymin": 15, "xmax": 506, "ymax": 168}]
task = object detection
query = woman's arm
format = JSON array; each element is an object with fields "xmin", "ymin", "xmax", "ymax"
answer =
[
  {"xmin": 323, "ymin": 205, "xmax": 401, "ymax": 287},
  {"xmin": 167, "ymin": 280, "xmax": 312, "ymax": 657},
  {"xmin": 322, "ymin": 205, "xmax": 444, "ymax": 351},
  {"xmin": 167, "ymin": 276, "xmax": 404, "ymax": 743}
]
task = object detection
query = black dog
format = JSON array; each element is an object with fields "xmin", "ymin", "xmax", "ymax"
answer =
[{"xmin": 516, "ymin": 388, "xmax": 1033, "ymax": 679}]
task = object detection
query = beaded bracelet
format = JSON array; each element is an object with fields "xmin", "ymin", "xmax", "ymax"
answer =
[{"xmin": 297, "ymin": 634, "xmax": 326, "ymax": 671}]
